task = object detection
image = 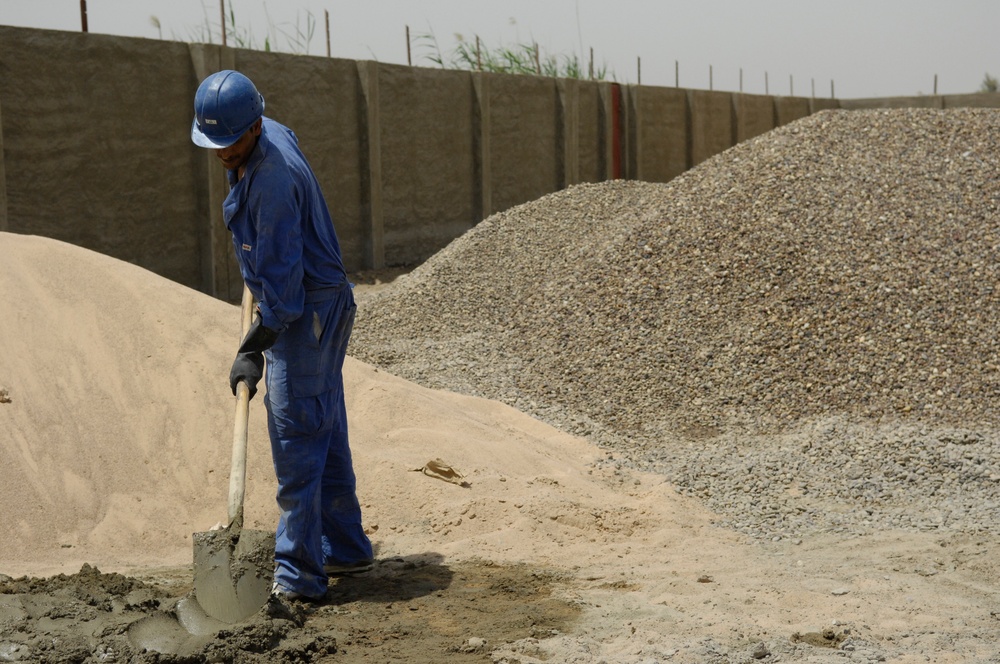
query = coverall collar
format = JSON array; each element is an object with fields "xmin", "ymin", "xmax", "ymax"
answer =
[{"xmin": 227, "ymin": 117, "xmax": 271, "ymax": 187}]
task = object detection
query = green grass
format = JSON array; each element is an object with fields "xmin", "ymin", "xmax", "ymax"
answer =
[
  {"xmin": 414, "ymin": 29, "xmax": 609, "ymax": 80},
  {"xmin": 157, "ymin": 0, "xmax": 316, "ymax": 54}
]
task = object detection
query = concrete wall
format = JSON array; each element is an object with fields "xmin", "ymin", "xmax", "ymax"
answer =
[
  {"xmin": 809, "ymin": 98, "xmax": 840, "ymax": 113},
  {"xmin": 0, "ymin": 28, "xmax": 205, "ymax": 289},
  {"xmin": 3, "ymin": 25, "xmax": 999, "ymax": 300},
  {"xmin": 480, "ymin": 72, "xmax": 561, "ymax": 216},
  {"xmin": 840, "ymin": 92, "xmax": 1000, "ymax": 110},
  {"xmin": 840, "ymin": 95, "xmax": 945, "ymax": 110},
  {"xmin": 774, "ymin": 96, "xmax": 812, "ymax": 127},
  {"xmin": 627, "ymin": 86, "xmax": 690, "ymax": 183},
  {"xmin": 944, "ymin": 92, "xmax": 1000, "ymax": 108},
  {"xmin": 690, "ymin": 90, "xmax": 734, "ymax": 167},
  {"xmin": 368, "ymin": 63, "xmax": 477, "ymax": 267},
  {"xmin": 735, "ymin": 93, "xmax": 776, "ymax": 143},
  {"xmin": 563, "ymin": 80, "xmax": 608, "ymax": 185},
  {"xmin": 0, "ymin": 95, "xmax": 8, "ymax": 233}
]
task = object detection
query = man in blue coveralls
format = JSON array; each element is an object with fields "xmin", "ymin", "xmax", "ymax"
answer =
[{"xmin": 190, "ymin": 70, "xmax": 373, "ymax": 601}]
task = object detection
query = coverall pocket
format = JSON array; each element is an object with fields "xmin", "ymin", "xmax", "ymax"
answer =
[{"xmin": 286, "ymin": 298, "xmax": 355, "ymax": 398}]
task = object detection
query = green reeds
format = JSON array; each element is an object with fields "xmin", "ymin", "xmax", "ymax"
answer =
[
  {"xmin": 170, "ymin": 0, "xmax": 316, "ymax": 54},
  {"xmin": 415, "ymin": 29, "xmax": 609, "ymax": 80}
]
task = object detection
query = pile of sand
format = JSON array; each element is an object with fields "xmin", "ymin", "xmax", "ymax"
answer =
[{"xmin": 0, "ymin": 231, "xmax": 708, "ymax": 579}]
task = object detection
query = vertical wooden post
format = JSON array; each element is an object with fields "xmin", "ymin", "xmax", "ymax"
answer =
[
  {"xmin": 406, "ymin": 26, "xmax": 411, "ymax": 66},
  {"xmin": 637, "ymin": 56, "xmax": 641, "ymax": 85},
  {"xmin": 765, "ymin": 71, "xmax": 769, "ymax": 95},
  {"xmin": 219, "ymin": 0, "xmax": 227, "ymax": 47},
  {"xmin": 80, "ymin": 0, "xmax": 88, "ymax": 32},
  {"xmin": 811, "ymin": 78, "xmax": 815, "ymax": 98},
  {"xmin": 934, "ymin": 74, "xmax": 938, "ymax": 94},
  {"xmin": 589, "ymin": 47, "xmax": 594, "ymax": 79},
  {"xmin": 739, "ymin": 68, "xmax": 743, "ymax": 93},
  {"xmin": 709, "ymin": 64, "xmax": 713, "ymax": 91},
  {"xmin": 325, "ymin": 10, "xmax": 330, "ymax": 57},
  {"xmin": 476, "ymin": 36, "xmax": 481, "ymax": 70},
  {"xmin": 675, "ymin": 60, "xmax": 679, "ymax": 87},
  {"xmin": 789, "ymin": 74, "xmax": 793, "ymax": 96},
  {"xmin": 831, "ymin": 79, "xmax": 835, "ymax": 99}
]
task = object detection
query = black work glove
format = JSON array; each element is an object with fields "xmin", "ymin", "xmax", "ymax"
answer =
[
  {"xmin": 238, "ymin": 314, "xmax": 280, "ymax": 354},
  {"xmin": 230, "ymin": 351, "xmax": 264, "ymax": 399}
]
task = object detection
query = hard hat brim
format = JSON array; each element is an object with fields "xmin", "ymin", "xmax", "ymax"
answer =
[{"xmin": 190, "ymin": 117, "xmax": 244, "ymax": 149}]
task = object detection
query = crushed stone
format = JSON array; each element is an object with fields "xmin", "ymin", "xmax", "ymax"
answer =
[{"xmin": 351, "ymin": 108, "xmax": 1000, "ymax": 539}]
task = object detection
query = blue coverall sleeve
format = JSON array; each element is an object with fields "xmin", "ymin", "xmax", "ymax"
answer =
[{"xmin": 248, "ymin": 164, "xmax": 305, "ymax": 332}]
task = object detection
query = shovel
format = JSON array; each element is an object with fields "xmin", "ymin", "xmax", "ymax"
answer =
[{"xmin": 192, "ymin": 284, "xmax": 274, "ymax": 623}]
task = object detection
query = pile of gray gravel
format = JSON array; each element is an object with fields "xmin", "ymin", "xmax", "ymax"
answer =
[{"xmin": 352, "ymin": 108, "xmax": 1000, "ymax": 538}]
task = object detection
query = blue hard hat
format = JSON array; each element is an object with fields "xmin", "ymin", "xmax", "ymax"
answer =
[{"xmin": 191, "ymin": 70, "xmax": 265, "ymax": 149}]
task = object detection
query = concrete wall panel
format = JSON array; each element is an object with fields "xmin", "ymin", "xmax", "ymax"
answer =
[
  {"xmin": 809, "ymin": 98, "xmax": 840, "ymax": 113},
  {"xmin": 690, "ymin": 90, "xmax": 733, "ymax": 166},
  {"xmin": 631, "ymin": 86, "xmax": 689, "ymax": 182},
  {"xmin": 734, "ymin": 93, "xmax": 775, "ymax": 143},
  {"xmin": 774, "ymin": 96, "xmax": 812, "ymax": 127},
  {"xmin": 0, "ymin": 27, "xmax": 204, "ymax": 288},
  {"xmin": 375, "ymin": 64, "xmax": 477, "ymax": 266},
  {"xmin": 840, "ymin": 96, "xmax": 943, "ymax": 110},
  {"xmin": 0, "ymin": 95, "xmax": 7, "ymax": 232},
  {"xmin": 485, "ymin": 73, "xmax": 560, "ymax": 215},
  {"xmin": 574, "ymin": 81, "xmax": 605, "ymax": 184},
  {"xmin": 943, "ymin": 93, "xmax": 1000, "ymax": 108}
]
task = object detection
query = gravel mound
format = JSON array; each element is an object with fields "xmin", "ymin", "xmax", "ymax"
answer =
[{"xmin": 352, "ymin": 108, "xmax": 1000, "ymax": 538}]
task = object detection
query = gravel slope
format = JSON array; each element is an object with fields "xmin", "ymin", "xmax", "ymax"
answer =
[{"xmin": 351, "ymin": 108, "xmax": 1000, "ymax": 539}]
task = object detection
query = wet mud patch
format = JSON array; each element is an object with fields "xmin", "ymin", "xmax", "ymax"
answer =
[
  {"xmin": 318, "ymin": 556, "xmax": 581, "ymax": 662},
  {"xmin": 0, "ymin": 557, "xmax": 580, "ymax": 663}
]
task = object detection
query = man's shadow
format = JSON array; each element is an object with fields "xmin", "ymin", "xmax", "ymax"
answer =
[{"xmin": 324, "ymin": 551, "xmax": 452, "ymax": 605}]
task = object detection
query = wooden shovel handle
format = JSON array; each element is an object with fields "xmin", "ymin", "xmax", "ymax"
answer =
[{"xmin": 228, "ymin": 284, "xmax": 255, "ymax": 528}]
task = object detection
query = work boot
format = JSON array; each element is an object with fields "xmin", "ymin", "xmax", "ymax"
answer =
[{"xmin": 271, "ymin": 582, "xmax": 322, "ymax": 602}]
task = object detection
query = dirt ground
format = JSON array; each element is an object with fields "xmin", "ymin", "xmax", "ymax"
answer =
[
  {"xmin": 3, "ymin": 238, "xmax": 1000, "ymax": 663},
  {"xmin": 0, "ymin": 556, "xmax": 579, "ymax": 663},
  {"xmin": 4, "ymin": 527, "xmax": 1000, "ymax": 663}
]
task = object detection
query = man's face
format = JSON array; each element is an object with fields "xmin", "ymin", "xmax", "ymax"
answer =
[{"xmin": 216, "ymin": 119, "xmax": 262, "ymax": 172}]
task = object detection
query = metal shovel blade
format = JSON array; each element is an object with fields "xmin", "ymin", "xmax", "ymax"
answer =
[
  {"xmin": 192, "ymin": 526, "xmax": 274, "ymax": 623},
  {"xmin": 192, "ymin": 285, "xmax": 271, "ymax": 623}
]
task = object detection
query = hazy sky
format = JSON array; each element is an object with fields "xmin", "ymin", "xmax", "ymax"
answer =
[{"xmin": 1, "ymin": 0, "xmax": 996, "ymax": 99}]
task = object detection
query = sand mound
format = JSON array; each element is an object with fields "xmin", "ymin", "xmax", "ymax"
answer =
[
  {"xmin": 0, "ymin": 231, "xmax": 707, "ymax": 579},
  {"xmin": 0, "ymin": 233, "xmax": 264, "ymax": 573}
]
